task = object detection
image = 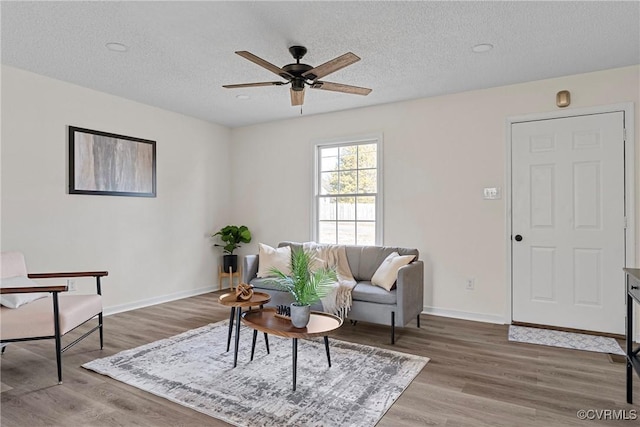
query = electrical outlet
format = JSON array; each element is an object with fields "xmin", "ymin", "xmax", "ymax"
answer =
[
  {"xmin": 465, "ymin": 278, "xmax": 475, "ymax": 290},
  {"xmin": 67, "ymin": 279, "xmax": 76, "ymax": 291}
]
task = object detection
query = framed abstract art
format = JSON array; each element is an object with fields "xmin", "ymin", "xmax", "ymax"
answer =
[{"xmin": 69, "ymin": 126, "xmax": 156, "ymax": 197}]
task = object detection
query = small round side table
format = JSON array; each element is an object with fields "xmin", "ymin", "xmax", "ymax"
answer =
[{"xmin": 218, "ymin": 291, "xmax": 271, "ymax": 367}]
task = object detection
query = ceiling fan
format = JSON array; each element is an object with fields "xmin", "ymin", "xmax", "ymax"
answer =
[{"xmin": 223, "ymin": 46, "xmax": 372, "ymax": 106}]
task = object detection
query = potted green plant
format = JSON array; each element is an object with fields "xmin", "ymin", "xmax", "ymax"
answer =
[
  {"xmin": 211, "ymin": 225, "xmax": 252, "ymax": 273},
  {"xmin": 268, "ymin": 248, "xmax": 337, "ymax": 327}
]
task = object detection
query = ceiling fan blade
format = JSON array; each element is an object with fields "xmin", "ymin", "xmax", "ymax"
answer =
[
  {"xmin": 223, "ymin": 82, "xmax": 285, "ymax": 88},
  {"xmin": 302, "ymin": 52, "xmax": 360, "ymax": 81},
  {"xmin": 311, "ymin": 81, "xmax": 372, "ymax": 96},
  {"xmin": 290, "ymin": 88, "xmax": 305, "ymax": 106},
  {"xmin": 235, "ymin": 51, "xmax": 294, "ymax": 80}
]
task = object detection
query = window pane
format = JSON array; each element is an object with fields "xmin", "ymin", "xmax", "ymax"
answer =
[
  {"xmin": 320, "ymin": 152, "xmax": 338, "ymax": 172},
  {"xmin": 358, "ymin": 144, "xmax": 377, "ymax": 169},
  {"xmin": 337, "ymin": 222, "xmax": 356, "ymax": 245},
  {"xmin": 357, "ymin": 169, "xmax": 377, "ymax": 194},
  {"xmin": 318, "ymin": 197, "xmax": 336, "ymax": 220},
  {"xmin": 320, "ymin": 171, "xmax": 338, "ymax": 195},
  {"xmin": 356, "ymin": 222, "xmax": 376, "ymax": 245},
  {"xmin": 337, "ymin": 197, "xmax": 355, "ymax": 220},
  {"xmin": 339, "ymin": 146, "xmax": 357, "ymax": 170},
  {"xmin": 356, "ymin": 196, "xmax": 376, "ymax": 220},
  {"xmin": 319, "ymin": 221, "xmax": 337, "ymax": 244},
  {"xmin": 338, "ymin": 170, "xmax": 356, "ymax": 194}
]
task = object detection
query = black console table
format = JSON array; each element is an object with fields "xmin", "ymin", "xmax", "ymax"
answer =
[{"xmin": 625, "ymin": 268, "xmax": 640, "ymax": 403}]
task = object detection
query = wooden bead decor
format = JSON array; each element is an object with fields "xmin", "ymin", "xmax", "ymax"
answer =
[{"xmin": 235, "ymin": 283, "xmax": 254, "ymax": 301}]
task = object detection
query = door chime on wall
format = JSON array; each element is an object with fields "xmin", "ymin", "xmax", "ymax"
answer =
[{"xmin": 556, "ymin": 90, "xmax": 571, "ymax": 108}]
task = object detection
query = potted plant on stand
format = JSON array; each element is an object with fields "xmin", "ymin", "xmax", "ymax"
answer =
[
  {"xmin": 211, "ymin": 225, "xmax": 252, "ymax": 273},
  {"xmin": 268, "ymin": 249, "xmax": 337, "ymax": 328}
]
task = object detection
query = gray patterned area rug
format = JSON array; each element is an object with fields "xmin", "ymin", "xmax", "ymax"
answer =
[
  {"xmin": 83, "ymin": 321, "xmax": 428, "ymax": 426},
  {"xmin": 508, "ymin": 325, "xmax": 625, "ymax": 355}
]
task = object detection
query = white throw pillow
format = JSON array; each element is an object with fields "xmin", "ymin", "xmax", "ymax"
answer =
[
  {"xmin": 0, "ymin": 275, "xmax": 49, "ymax": 308},
  {"xmin": 371, "ymin": 252, "xmax": 415, "ymax": 291},
  {"xmin": 256, "ymin": 243, "xmax": 292, "ymax": 278}
]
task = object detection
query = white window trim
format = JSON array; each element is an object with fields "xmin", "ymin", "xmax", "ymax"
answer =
[{"xmin": 311, "ymin": 133, "xmax": 384, "ymax": 245}]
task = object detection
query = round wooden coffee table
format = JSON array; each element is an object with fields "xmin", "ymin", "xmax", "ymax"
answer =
[
  {"xmin": 242, "ymin": 308, "xmax": 343, "ymax": 391},
  {"xmin": 218, "ymin": 291, "xmax": 271, "ymax": 368}
]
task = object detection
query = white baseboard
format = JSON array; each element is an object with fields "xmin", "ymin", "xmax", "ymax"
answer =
[
  {"xmin": 103, "ymin": 286, "xmax": 216, "ymax": 317},
  {"xmin": 422, "ymin": 306, "xmax": 506, "ymax": 325},
  {"xmin": 422, "ymin": 307, "xmax": 640, "ymax": 343}
]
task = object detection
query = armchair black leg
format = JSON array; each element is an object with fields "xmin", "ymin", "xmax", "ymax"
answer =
[
  {"xmin": 99, "ymin": 313, "xmax": 104, "ymax": 349},
  {"xmin": 52, "ymin": 293, "xmax": 63, "ymax": 384},
  {"xmin": 1, "ymin": 345, "xmax": 6, "ymax": 355},
  {"xmin": 417, "ymin": 314, "xmax": 420, "ymax": 328},
  {"xmin": 391, "ymin": 312, "xmax": 395, "ymax": 345}
]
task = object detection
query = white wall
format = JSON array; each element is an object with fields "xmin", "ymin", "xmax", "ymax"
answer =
[
  {"xmin": 1, "ymin": 65, "xmax": 232, "ymax": 313},
  {"xmin": 2, "ymin": 64, "xmax": 638, "ymax": 324},
  {"xmin": 230, "ymin": 65, "xmax": 640, "ymax": 323}
]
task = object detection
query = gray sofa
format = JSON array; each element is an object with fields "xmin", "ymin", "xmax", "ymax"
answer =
[{"xmin": 242, "ymin": 241, "xmax": 424, "ymax": 344}]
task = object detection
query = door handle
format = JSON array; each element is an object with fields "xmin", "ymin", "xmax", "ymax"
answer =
[{"xmin": 514, "ymin": 235, "xmax": 523, "ymax": 242}]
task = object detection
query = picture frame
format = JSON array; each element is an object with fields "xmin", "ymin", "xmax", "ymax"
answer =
[{"xmin": 69, "ymin": 126, "xmax": 156, "ymax": 197}]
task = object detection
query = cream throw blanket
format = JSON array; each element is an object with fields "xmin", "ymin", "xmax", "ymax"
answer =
[{"xmin": 302, "ymin": 242, "xmax": 357, "ymax": 319}]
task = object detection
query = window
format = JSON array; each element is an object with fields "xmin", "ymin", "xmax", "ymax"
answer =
[{"xmin": 313, "ymin": 136, "xmax": 382, "ymax": 245}]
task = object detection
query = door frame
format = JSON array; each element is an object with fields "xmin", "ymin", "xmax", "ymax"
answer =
[{"xmin": 505, "ymin": 103, "xmax": 636, "ymax": 334}]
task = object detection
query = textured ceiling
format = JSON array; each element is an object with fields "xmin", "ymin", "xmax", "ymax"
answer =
[{"xmin": 2, "ymin": 1, "xmax": 639, "ymax": 128}]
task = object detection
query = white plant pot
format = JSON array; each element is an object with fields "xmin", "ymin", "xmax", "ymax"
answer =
[{"xmin": 290, "ymin": 303, "xmax": 311, "ymax": 328}]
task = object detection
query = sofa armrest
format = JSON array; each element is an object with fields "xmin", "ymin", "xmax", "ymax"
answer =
[
  {"xmin": 395, "ymin": 260, "xmax": 424, "ymax": 325},
  {"xmin": 243, "ymin": 255, "xmax": 259, "ymax": 283}
]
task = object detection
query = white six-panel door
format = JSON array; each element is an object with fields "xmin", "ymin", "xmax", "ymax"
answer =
[{"xmin": 511, "ymin": 112, "xmax": 625, "ymax": 334}]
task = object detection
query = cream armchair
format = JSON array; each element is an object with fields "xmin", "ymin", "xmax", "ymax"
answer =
[{"xmin": 0, "ymin": 251, "xmax": 107, "ymax": 384}]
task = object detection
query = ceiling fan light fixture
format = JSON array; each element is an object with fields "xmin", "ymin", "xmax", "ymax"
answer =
[
  {"xmin": 291, "ymin": 79, "xmax": 305, "ymax": 91},
  {"xmin": 472, "ymin": 43, "xmax": 493, "ymax": 53}
]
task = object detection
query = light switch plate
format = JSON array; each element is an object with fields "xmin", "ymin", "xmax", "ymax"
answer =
[{"xmin": 483, "ymin": 187, "xmax": 501, "ymax": 200}]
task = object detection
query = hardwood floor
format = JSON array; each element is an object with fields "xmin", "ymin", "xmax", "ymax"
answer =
[{"xmin": 2, "ymin": 290, "xmax": 638, "ymax": 426}]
